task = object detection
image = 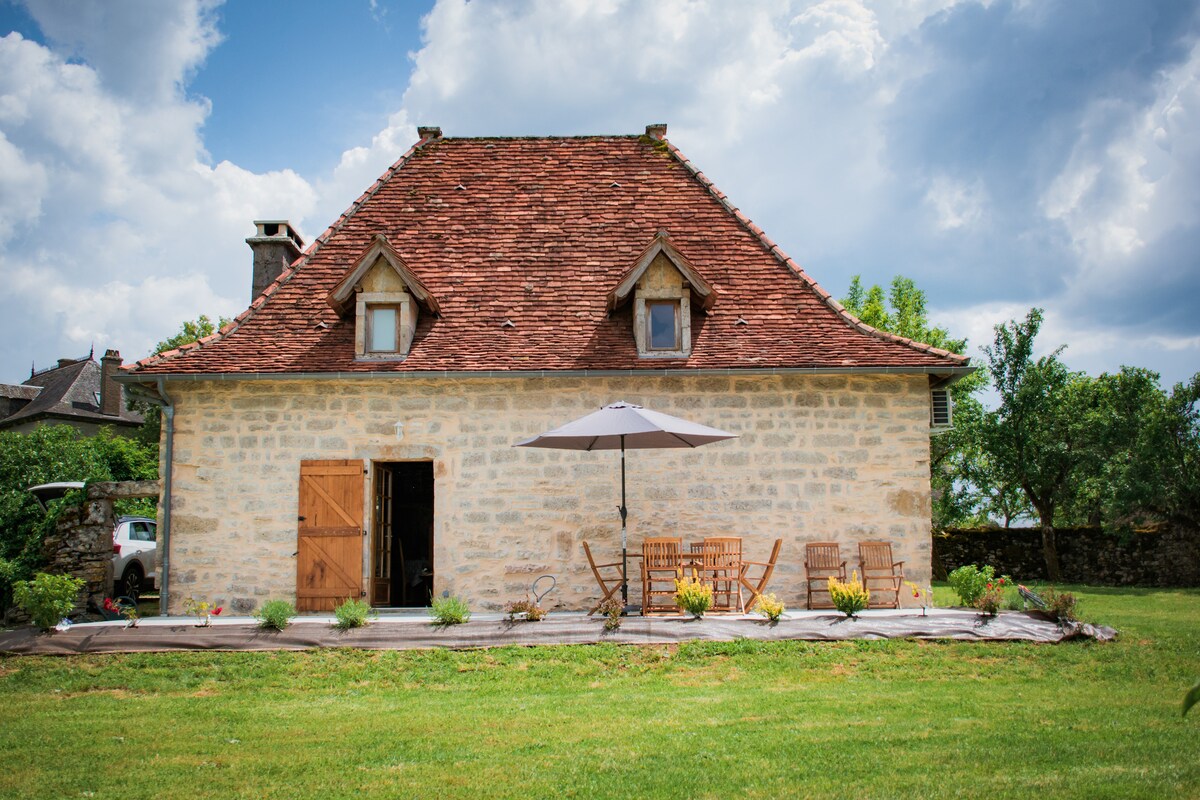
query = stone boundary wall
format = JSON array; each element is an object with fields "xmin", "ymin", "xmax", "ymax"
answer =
[
  {"xmin": 38, "ymin": 480, "xmax": 161, "ymax": 615},
  {"xmin": 933, "ymin": 525, "xmax": 1200, "ymax": 587}
]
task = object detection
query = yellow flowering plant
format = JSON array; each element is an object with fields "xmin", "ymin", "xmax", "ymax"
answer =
[
  {"xmin": 751, "ymin": 592, "xmax": 785, "ymax": 622},
  {"xmin": 827, "ymin": 571, "xmax": 870, "ymax": 618},
  {"xmin": 674, "ymin": 576, "xmax": 713, "ymax": 618}
]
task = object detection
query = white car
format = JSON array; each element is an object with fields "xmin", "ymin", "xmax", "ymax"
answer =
[{"xmin": 112, "ymin": 516, "xmax": 157, "ymax": 599}]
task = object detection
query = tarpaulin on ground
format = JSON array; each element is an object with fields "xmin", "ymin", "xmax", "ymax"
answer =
[{"xmin": 0, "ymin": 609, "xmax": 1116, "ymax": 655}]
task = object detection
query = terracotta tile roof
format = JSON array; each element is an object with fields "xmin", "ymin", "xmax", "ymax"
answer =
[{"xmin": 128, "ymin": 131, "xmax": 969, "ymax": 376}]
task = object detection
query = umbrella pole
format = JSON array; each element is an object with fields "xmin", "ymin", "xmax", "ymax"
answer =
[{"xmin": 619, "ymin": 435, "xmax": 629, "ymax": 607}]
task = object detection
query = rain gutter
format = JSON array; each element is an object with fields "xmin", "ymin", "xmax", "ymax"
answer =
[{"xmin": 117, "ymin": 364, "xmax": 976, "ymax": 385}]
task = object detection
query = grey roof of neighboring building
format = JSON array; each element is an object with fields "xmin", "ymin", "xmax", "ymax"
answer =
[{"xmin": 0, "ymin": 358, "xmax": 143, "ymax": 430}]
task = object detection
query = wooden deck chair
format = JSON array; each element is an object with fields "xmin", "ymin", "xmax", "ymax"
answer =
[
  {"xmin": 738, "ymin": 538, "xmax": 783, "ymax": 612},
  {"xmin": 859, "ymin": 541, "xmax": 904, "ymax": 609},
  {"xmin": 582, "ymin": 541, "xmax": 625, "ymax": 616},
  {"xmin": 805, "ymin": 542, "xmax": 846, "ymax": 609},
  {"xmin": 695, "ymin": 537, "xmax": 744, "ymax": 613},
  {"xmin": 641, "ymin": 537, "xmax": 683, "ymax": 615}
]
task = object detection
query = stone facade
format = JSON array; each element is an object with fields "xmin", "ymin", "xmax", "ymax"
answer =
[{"xmin": 162, "ymin": 373, "xmax": 933, "ymax": 613}]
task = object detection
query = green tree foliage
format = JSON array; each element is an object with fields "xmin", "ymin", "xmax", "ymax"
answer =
[
  {"xmin": 153, "ymin": 314, "xmax": 227, "ymax": 355},
  {"xmin": 841, "ymin": 275, "xmax": 988, "ymax": 529},
  {"xmin": 980, "ymin": 309, "xmax": 1084, "ymax": 579},
  {"xmin": 132, "ymin": 314, "xmax": 231, "ymax": 444},
  {"xmin": 978, "ymin": 309, "xmax": 1199, "ymax": 575},
  {"xmin": 0, "ymin": 426, "xmax": 157, "ymax": 611}
]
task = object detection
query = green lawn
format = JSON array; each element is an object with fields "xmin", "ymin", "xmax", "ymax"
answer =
[{"xmin": 1, "ymin": 586, "xmax": 1197, "ymax": 799}]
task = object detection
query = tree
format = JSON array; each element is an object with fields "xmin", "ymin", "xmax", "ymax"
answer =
[
  {"xmin": 980, "ymin": 309, "xmax": 1098, "ymax": 580},
  {"xmin": 841, "ymin": 275, "xmax": 987, "ymax": 529},
  {"xmin": 153, "ymin": 314, "xmax": 227, "ymax": 355},
  {"xmin": 1098, "ymin": 373, "xmax": 1200, "ymax": 529}
]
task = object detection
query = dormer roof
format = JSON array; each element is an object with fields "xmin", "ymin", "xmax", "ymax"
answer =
[
  {"xmin": 326, "ymin": 234, "xmax": 440, "ymax": 316},
  {"xmin": 608, "ymin": 231, "xmax": 715, "ymax": 312}
]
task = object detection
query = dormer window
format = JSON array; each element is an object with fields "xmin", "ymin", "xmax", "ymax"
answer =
[
  {"xmin": 608, "ymin": 231, "xmax": 715, "ymax": 359},
  {"xmin": 647, "ymin": 301, "xmax": 681, "ymax": 350},
  {"xmin": 367, "ymin": 305, "xmax": 401, "ymax": 353},
  {"xmin": 326, "ymin": 234, "xmax": 440, "ymax": 361}
]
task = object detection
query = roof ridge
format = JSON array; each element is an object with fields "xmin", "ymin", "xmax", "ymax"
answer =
[
  {"xmin": 131, "ymin": 132, "xmax": 442, "ymax": 371},
  {"xmin": 661, "ymin": 139, "xmax": 967, "ymax": 365}
]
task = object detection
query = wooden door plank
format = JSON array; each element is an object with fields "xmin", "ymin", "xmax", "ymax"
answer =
[{"xmin": 297, "ymin": 460, "xmax": 364, "ymax": 612}]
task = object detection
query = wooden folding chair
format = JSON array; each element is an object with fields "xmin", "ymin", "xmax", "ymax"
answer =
[
  {"xmin": 641, "ymin": 537, "xmax": 683, "ymax": 615},
  {"xmin": 582, "ymin": 541, "xmax": 624, "ymax": 616},
  {"xmin": 859, "ymin": 540, "xmax": 904, "ymax": 609},
  {"xmin": 805, "ymin": 542, "xmax": 846, "ymax": 609},
  {"xmin": 695, "ymin": 537, "xmax": 744, "ymax": 613},
  {"xmin": 738, "ymin": 538, "xmax": 782, "ymax": 611}
]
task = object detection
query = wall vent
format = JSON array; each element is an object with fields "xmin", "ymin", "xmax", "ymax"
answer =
[{"xmin": 930, "ymin": 388, "xmax": 953, "ymax": 431}]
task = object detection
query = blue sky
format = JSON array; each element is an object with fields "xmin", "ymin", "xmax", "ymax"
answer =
[{"xmin": 0, "ymin": 0, "xmax": 1197, "ymax": 392}]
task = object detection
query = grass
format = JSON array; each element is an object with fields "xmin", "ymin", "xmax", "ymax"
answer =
[{"xmin": 1, "ymin": 585, "xmax": 1197, "ymax": 799}]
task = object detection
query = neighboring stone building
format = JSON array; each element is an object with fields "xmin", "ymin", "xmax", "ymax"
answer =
[
  {"xmin": 0, "ymin": 349, "xmax": 142, "ymax": 435},
  {"xmin": 122, "ymin": 125, "xmax": 972, "ymax": 614}
]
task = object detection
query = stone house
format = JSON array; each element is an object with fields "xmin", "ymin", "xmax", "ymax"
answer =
[
  {"xmin": 122, "ymin": 125, "xmax": 971, "ymax": 614},
  {"xmin": 1, "ymin": 349, "xmax": 142, "ymax": 435}
]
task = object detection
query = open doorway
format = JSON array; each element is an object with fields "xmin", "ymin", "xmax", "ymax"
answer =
[{"xmin": 371, "ymin": 461, "xmax": 434, "ymax": 607}]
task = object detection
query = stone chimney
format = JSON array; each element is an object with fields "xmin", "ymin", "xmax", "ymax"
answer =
[
  {"xmin": 247, "ymin": 220, "xmax": 305, "ymax": 302},
  {"xmin": 645, "ymin": 123, "xmax": 668, "ymax": 140},
  {"xmin": 417, "ymin": 126, "xmax": 443, "ymax": 140},
  {"xmin": 100, "ymin": 349, "xmax": 122, "ymax": 416}
]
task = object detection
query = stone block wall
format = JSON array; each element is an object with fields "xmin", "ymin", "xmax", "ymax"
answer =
[
  {"xmin": 933, "ymin": 526, "xmax": 1200, "ymax": 586},
  {"xmin": 41, "ymin": 498, "xmax": 114, "ymax": 614},
  {"xmin": 162, "ymin": 373, "xmax": 934, "ymax": 613}
]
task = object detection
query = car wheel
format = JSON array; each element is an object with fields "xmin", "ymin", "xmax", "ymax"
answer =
[{"xmin": 120, "ymin": 566, "xmax": 143, "ymax": 601}]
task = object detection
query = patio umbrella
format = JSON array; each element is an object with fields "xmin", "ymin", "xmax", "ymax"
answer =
[{"xmin": 515, "ymin": 401, "xmax": 737, "ymax": 605}]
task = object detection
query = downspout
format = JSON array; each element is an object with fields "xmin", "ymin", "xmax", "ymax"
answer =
[{"xmin": 154, "ymin": 377, "xmax": 175, "ymax": 617}]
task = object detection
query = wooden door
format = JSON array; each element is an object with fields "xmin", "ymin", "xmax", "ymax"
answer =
[{"xmin": 297, "ymin": 459, "xmax": 364, "ymax": 612}]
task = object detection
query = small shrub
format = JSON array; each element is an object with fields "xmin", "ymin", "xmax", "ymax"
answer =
[
  {"xmin": 947, "ymin": 564, "xmax": 997, "ymax": 607},
  {"xmin": 333, "ymin": 597, "xmax": 373, "ymax": 630},
  {"xmin": 1042, "ymin": 586, "xmax": 1078, "ymax": 622},
  {"xmin": 257, "ymin": 599, "xmax": 296, "ymax": 631},
  {"xmin": 430, "ymin": 595, "xmax": 470, "ymax": 625},
  {"xmin": 827, "ymin": 572, "xmax": 870, "ymax": 618},
  {"xmin": 14, "ymin": 572, "xmax": 84, "ymax": 630},
  {"xmin": 596, "ymin": 596, "xmax": 623, "ymax": 631},
  {"xmin": 751, "ymin": 592, "xmax": 785, "ymax": 622},
  {"xmin": 674, "ymin": 576, "xmax": 713, "ymax": 618},
  {"xmin": 504, "ymin": 598, "xmax": 547, "ymax": 622}
]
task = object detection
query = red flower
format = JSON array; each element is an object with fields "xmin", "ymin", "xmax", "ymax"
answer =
[
  {"xmin": 103, "ymin": 597, "xmax": 116, "ymax": 612},
  {"xmin": 986, "ymin": 582, "xmax": 993, "ymax": 589},
  {"xmin": 997, "ymin": 578, "xmax": 1005, "ymax": 585},
  {"xmin": 912, "ymin": 588, "xmax": 920, "ymax": 598},
  {"xmin": 213, "ymin": 607, "xmax": 223, "ymax": 616}
]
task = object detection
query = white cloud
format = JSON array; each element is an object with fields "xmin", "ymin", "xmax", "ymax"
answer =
[
  {"xmin": 21, "ymin": 0, "xmax": 223, "ymax": 103},
  {"xmin": 0, "ymin": 6, "xmax": 317, "ymax": 371},
  {"xmin": 925, "ymin": 174, "xmax": 986, "ymax": 230},
  {"xmin": 1041, "ymin": 42, "xmax": 1200, "ymax": 285}
]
